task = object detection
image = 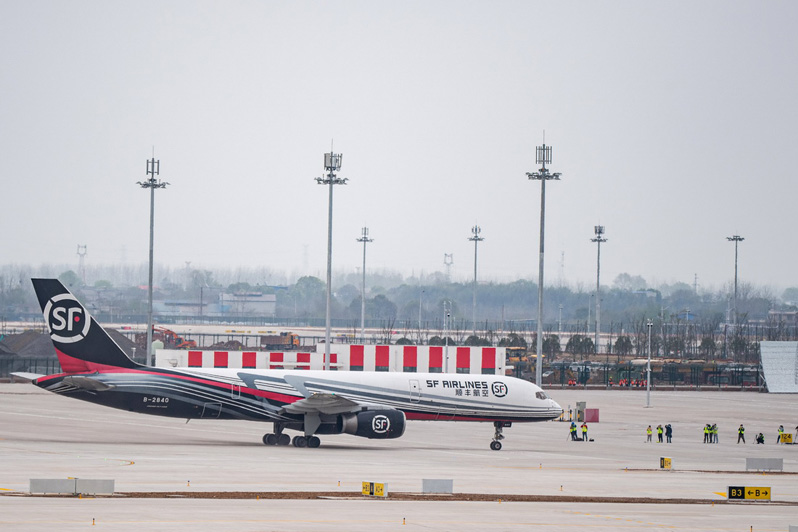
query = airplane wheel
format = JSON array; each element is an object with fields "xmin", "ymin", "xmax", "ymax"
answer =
[
  {"xmin": 307, "ymin": 436, "xmax": 321, "ymax": 448},
  {"xmin": 278, "ymin": 433, "xmax": 291, "ymax": 446},
  {"xmin": 490, "ymin": 440, "xmax": 502, "ymax": 451},
  {"xmin": 293, "ymin": 436, "xmax": 307, "ymax": 448},
  {"xmin": 263, "ymin": 433, "xmax": 277, "ymax": 445}
]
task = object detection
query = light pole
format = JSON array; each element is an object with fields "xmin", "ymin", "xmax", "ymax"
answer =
[
  {"xmin": 727, "ymin": 235, "xmax": 744, "ymax": 327},
  {"xmin": 357, "ymin": 227, "xmax": 373, "ymax": 344},
  {"xmin": 418, "ymin": 289, "xmax": 424, "ymax": 343},
  {"xmin": 646, "ymin": 319, "xmax": 653, "ymax": 408},
  {"xmin": 591, "ymin": 226, "xmax": 607, "ymax": 357},
  {"xmin": 315, "ymin": 150, "xmax": 347, "ymax": 371},
  {"xmin": 137, "ymin": 157, "xmax": 168, "ymax": 366},
  {"xmin": 527, "ymin": 141, "xmax": 561, "ymax": 386},
  {"xmin": 443, "ymin": 300, "xmax": 451, "ymax": 373},
  {"xmin": 468, "ymin": 225, "xmax": 484, "ymax": 337}
]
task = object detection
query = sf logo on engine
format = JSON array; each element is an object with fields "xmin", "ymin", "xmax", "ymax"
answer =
[
  {"xmin": 491, "ymin": 382, "xmax": 508, "ymax": 397},
  {"xmin": 372, "ymin": 415, "xmax": 391, "ymax": 434},
  {"xmin": 43, "ymin": 293, "xmax": 91, "ymax": 344}
]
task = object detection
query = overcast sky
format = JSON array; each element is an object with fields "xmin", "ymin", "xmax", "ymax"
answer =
[{"xmin": 2, "ymin": 1, "xmax": 796, "ymax": 292}]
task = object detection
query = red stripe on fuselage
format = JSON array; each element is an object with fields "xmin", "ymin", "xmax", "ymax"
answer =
[
  {"xmin": 405, "ymin": 412, "xmax": 521, "ymax": 422},
  {"xmin": 54, "ymin": 349, "xmax": 123, "ymax": 374},
  {"xmin": 39, "ymin": 366, "xmax": 543, "ymax": 423},
  {"xmin": 40, "ymin": 365, "xmax": 302, "ymax": 406}
]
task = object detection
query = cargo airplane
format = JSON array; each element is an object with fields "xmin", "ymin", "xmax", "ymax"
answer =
[{"xmin": 15, "ymin": 279, "xmax": 562, "ymax": 450}]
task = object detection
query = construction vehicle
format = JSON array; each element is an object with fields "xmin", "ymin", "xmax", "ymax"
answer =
[
  {"xmin": 260, "ymin": 332, "xmax": 300, "ymax": 350},
  {"xmin": 135, "ymin": 326, "xmax": 197, "ymax": 350}
]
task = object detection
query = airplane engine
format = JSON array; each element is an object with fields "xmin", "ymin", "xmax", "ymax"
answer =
[{"xmin": 339, "ymin": 410, "xmax": 406, "ymax": 439}]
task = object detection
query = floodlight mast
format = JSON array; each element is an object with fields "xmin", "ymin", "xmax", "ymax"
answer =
[
  {"xmin": 726, "ymin": 235, "xmax": 744, "ymax": 327},
  {"xmin": 315, "ymin": 150, "xmax": 347, "ymax": 371},
  {"xmin": 646, "ymin": 319, "xmax": 653, "ymax": 408},
  {"xmin": 468, "ymin": 225, "xmax": 484, "ymax": 337},
  {"xmin": 591, "ymin": 226, "xmax": 607, "ymax": 358},
  {"xmin": 137, "ymin": 157, "xmax": 168, "ymax": 366},
  {"xmin": 357, "ymin": 227, "xmax": 373, "ymax": 344},
  {"xmin": 526, "ymin": 142, "xmax": 561, "ymax": 387}
]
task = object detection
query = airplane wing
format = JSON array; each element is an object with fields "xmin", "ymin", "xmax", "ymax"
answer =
[{"xmin": 280, "ymin": 393, "xmax": 362, "ymax": 415}]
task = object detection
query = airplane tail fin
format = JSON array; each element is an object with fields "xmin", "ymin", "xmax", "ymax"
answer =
[{"xmin": 31, "ymin": 278, "xmax": 141, "ymax": 373}]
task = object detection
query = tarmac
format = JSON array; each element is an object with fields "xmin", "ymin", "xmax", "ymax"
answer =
[{"xmin": 1, "ymin": 383, "xmax": 796, "ymax": 531}]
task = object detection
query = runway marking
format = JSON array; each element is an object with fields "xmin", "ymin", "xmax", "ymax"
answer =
[
  {"xmin": 564, "ymin": 510, "xmax": 749, "ymax": 530},
  {"xmin": 0, "ymin": 409, "xmax": 256, "ymax": 440},
  {"xmin": 0, "ymin": 516, "xmax": 774, "ymax": 529}
]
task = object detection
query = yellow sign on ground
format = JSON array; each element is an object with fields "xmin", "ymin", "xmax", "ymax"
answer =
[
  {"xmin": 781, "ymin": 433, "xmax": 793, "ymax": 444},
  {"xmin": 728, "ymin": 486, "xmax": 771, "ymax": 500},
  {"xmin": 362, "ymin": 481, "xmax": 387, "ymax": 497},
  {"xmin": 659, "ymin": 457, "xmax": 671, "ymax": 470}
]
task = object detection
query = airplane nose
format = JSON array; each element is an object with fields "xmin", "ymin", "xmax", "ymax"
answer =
[{"xmin": 550, "ymin": 399, "xmax": 563, "ymax": 415}]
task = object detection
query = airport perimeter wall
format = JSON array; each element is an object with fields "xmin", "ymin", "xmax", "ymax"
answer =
[{"xmin": 156, "ymin": 345, "xmax": 506, "ymax": 375}]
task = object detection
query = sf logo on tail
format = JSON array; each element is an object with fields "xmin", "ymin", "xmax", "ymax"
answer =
[{"xmin": 43, "ymin": 293, "xmax": 91, "ymax": 344}]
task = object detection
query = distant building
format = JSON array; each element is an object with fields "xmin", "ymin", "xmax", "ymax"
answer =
[
  {"xmin": 768, "ymin": 310, "xmax": 798, "ymax": 326},
  {"xmin": 222, "ymin": 292, "xmax": 277, "ymax": 318},
  {"xmin": 153, "ymin": 292, "xmax": 276, "ymax": 318}
]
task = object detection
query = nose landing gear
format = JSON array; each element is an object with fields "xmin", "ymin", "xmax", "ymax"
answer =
[{"xmin": 490, "ymin": 421, "xmax": 510, "ymax": 451}]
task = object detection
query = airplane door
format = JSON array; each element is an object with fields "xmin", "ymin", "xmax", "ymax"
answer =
[
  {"xmin": 231, "ymin": 384, "xmax": 241, "ymax": 399},
  {"xmin": 201, "ymin": 402, "xmax": 222, "ymax": 419},
  {"xmin": 409, "ymin": 379, "xmax": 421, "ymax": 403}
]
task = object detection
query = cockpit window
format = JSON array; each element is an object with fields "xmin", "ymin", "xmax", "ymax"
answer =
[{"xmin": 535, "ymin": 391, "xmax": 548, "ymax": 400}]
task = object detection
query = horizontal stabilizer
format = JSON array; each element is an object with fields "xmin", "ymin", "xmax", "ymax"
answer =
[
  {"xmin": 62, "ymin": 376, "xmax": 115, "ymax": 392},
  {"xmin": 10, "ymin": 372, "xmax": 45, "ymax": 382},
  {"xmin": 281, "ymin": 393, "xmax": 362, "ymax": 415}
]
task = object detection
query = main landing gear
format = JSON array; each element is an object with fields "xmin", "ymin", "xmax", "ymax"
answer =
[
  {"xmin": 290, "ymin": 435, "xmax": 321, "ymax": 448},
  {"xmin": 262, "ymin": 432, "xmax": 290, "ymax": 446},
  {"xmin": 262, "ymin": 423, "xmax": 321, "ymax": 448},
  {"xmin": 490, "ymin": 421, "xmax": 510, "ymax": 451}
]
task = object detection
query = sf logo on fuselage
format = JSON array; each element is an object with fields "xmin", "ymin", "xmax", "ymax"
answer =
[
  {"xmin": 43, "ymin": 293, "xmax": 90, "ymax": 344},
  {"xmin": 372, "ymin": 415, "xmax": 391, "ymax": 434},
  {"xmin": 491, "ymin": 382, "xmax": 508, "ymax": 397}
]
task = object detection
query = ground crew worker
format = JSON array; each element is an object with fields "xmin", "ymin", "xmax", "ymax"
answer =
[
  {"xmin": 656, "ymin": 424, "xmax": 663, "ymax": 443},
  {"xmin": 737, "ymin": 424, "xmax": 745, "ymax": 444},
  {"xmin": 570, "ymin": 421, "xmax": 578, "ymax": 441},
  {"xmin": 703, "ymin": 424, "xmax": 710, "ymax": 443},
  {"xmin": 665, "ymin": 423, "xmax": 672, "ymax": 443},
  {"xmin": 581, "ymin": 422, "xmax": 588, "ymax": 442},
  {"xmin": 646, "ymin": 425, "xmax": 652, "ymax": 443},
  {"xmin": 777, "ymin": 425, "xmax": 784, "ymax": 443},
  {"xmin": 712, "ymin": 423, "xmax": 718, "ymax": 443},
  {"xmin": 756, "ymin": 433, "xmax": 765, "ymax": 444}
]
